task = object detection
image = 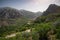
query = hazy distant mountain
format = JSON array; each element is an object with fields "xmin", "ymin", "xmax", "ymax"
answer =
[
  {"xmin": 19, "ymin": 10, "xmax": 36, "ymax": 19},
  {"xmin": 19, "ymin": 10, "xmax": 42, "ymax": 20},
  {"xmin": 42, "ymin": 4, "xmax": 60, "ymax": 16},
  {"xmin": 35, "ymin": 11, "xmax": 42, "ymax": 17}
]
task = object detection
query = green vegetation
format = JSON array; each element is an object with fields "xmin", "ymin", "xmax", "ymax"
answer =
[
  {"xmin": 0, "ymin": 4, "xmax": 60, "ymax": 40},
  {"xmin": 0, "ymin": 12, "xmax": 60, "ymax": 40}
]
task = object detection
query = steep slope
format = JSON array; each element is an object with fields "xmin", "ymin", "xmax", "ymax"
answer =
[
  {"xmin": 0, "ymin": 7, "xmax": 23, "ymax": 18},
  {"xmin": 43, "ymin": 4, "xmax": 60, "ymax": 16}
]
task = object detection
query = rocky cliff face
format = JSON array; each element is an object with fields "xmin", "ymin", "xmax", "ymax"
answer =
[
  {"xmin": 0, "ymin": 7, "xmax": 22, "ymax": 19},
  {"xmin": 42, "ymin": 4, "xmax": 60, "ymax": 16}
]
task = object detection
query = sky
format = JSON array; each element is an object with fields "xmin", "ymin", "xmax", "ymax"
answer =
[{"xmin": 0, "ymin": 0, "xmax": 60, "ymax": 12}]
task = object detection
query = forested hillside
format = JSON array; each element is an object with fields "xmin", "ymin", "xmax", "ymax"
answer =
[{"xmin": 0, "ymin": 4, "xmax": 60, "ymax": 40}]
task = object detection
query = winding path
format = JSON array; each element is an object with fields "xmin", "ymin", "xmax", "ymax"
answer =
[{"xmin": 5, "ymin": 29, "xmax": 31, "ymax": 38}]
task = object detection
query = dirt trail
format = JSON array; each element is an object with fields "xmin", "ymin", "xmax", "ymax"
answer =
[{"xmin": 5, "ymin": 29, "xmax": 31, "ymax": 38}]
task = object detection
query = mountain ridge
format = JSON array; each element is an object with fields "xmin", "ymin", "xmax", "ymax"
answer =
[{"xmin": 42, "ymin": 4, "xmax": 60, "ymax": 16}]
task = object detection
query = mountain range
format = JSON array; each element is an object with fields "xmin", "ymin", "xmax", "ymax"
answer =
[{"xmin": 0, "ymin": 7, "xmax": 42, "ymax": 26}]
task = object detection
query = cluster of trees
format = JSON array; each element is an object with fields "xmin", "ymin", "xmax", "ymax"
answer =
[{"xmin": 0, "ymin": 13, "xmax": 60, "ymax": 40}]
